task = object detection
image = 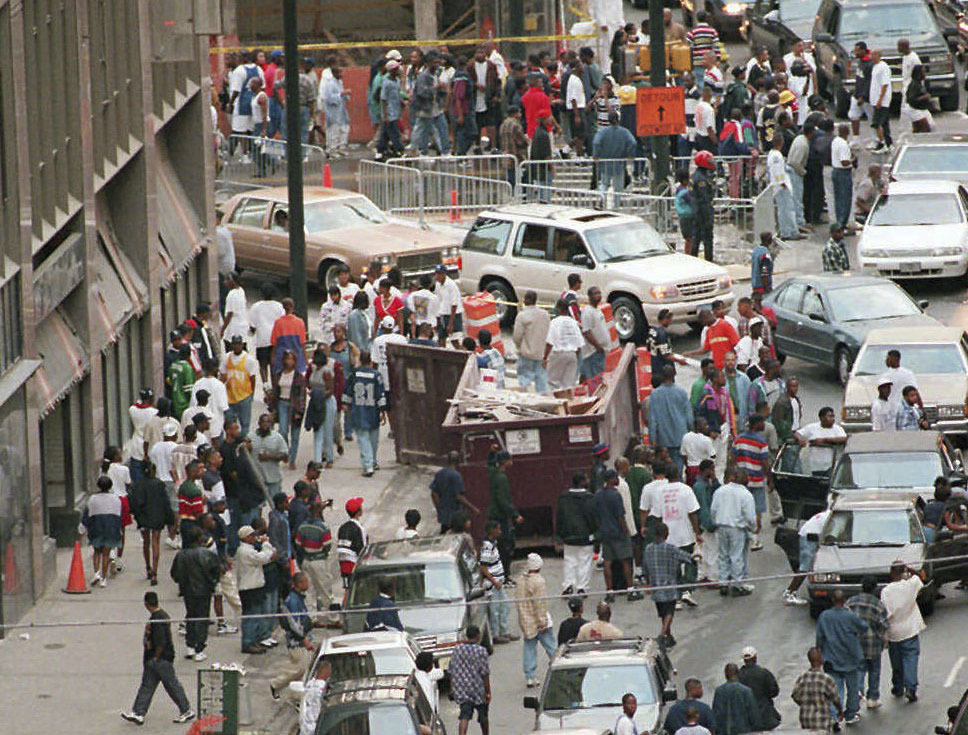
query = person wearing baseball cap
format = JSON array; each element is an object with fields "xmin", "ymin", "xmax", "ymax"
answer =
[
  {"xmin": 236, "ymin": 523, "xmax": 278, "ymax": 653},
  {"xmin": 589, "ymin": 442, "xmax": 610, "ymax": 493},
  {"xmin": 871, "ymin": 374, "xmax": 896, "ymax": 432},
  {"xmin": 375, "ymin": 58, "xmax": 405, "ymax": 159},
  {"xmin": 371, "ymin": 315, "xmax": 407, "ymax": 418},
  {"xmin": 738, "ymin": 645, "xmax": 782, "ymax": 729},
  {"xmin": 337, "ymin": 498, "xmax": 367, "ymax": 603},
  {"xmin": 557, "ymin": 596, "xmax": 588, "ymax": 645}
]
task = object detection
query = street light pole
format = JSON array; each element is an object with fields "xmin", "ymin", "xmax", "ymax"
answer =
[
  {"xmin": 283, "ymin": 0, "xmax": 308, "ymax": 322},
  {"xmin": 647, "ymin": 0, "xmax": 670, "ymax": 194}
]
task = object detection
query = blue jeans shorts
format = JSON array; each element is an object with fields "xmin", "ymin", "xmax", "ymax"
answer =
[{"xmin": 458, "ymin": 702, "xmax": 489, "ymax": 722}]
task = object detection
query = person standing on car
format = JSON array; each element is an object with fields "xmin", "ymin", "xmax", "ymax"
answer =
[
  {"xmin": 883, "ymin": 350, "xmax": 917, "ymax": 412},
  {"xmin": 869, "ymin": 50, "xmax": 893, "ymax": 153},
  {"xmin": 846, "ymin": 575, "xmax": 889, "ymax": 710},
  {"xmin": 555, "ymin": 472, "xmax": 598, "ymax": 597},
  {"xmin": 881, "ymin": 561, "xmax": 925, "ymax": 702}
]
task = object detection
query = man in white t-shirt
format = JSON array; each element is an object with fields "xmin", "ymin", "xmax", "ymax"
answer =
[
  {"xmin": 580, "ymin": 288, "xmax": 611, "ymax": 381},
  {"xmin": 434, "ymin": 265, "xmax": 464, "ymax": 345},
  {"xmin": 883, "ymin": 349, "xmax": 917, "ymax": 411},
  {"xmin": 371, "ymin": 316, "xmax": 408, "ymax": 390},
  {"xmin": 649, "ymin": 463, "xmax": 701, "ymax": 607},
  {"xmin": 869, "ymin": 50, "xmax": 893, "ymax": 153},
  {"xmin": 190, "ymin": 362, "xmax": 230, "ymax": 439},
  {"xmin": 247, "ymin": 285, "xmax": 285, "ymax": 384},
  {"xmin": 830, "ymin": 123, "xmax": 854, "ymax": 230},
  {"xmin": 734, "ymin": 318, "xmax": 764, "ymax": 372},
  {"xmin": 565, "ymin": 60, "xmax": 587, "ymax": 154},
  {"xmin": 783, "ymin": 509, "xmax": 829, "ymax": 605},
  {"xmin": 680, "ymin": 418, "xmax": 716, "ymax": 486},
  {"xmin": 794, "ymin": 407, "xmax": 847, "ymax": 475},
  {"xmin": 407, "ymin": 274, "xmax": 440, "ymax": 336},
  {"xmin": 881, "ymin": 561, "xmax": 926, "ymax": 702},
  {"xmin": 221, "ymin": 272, "xmax": 249, "ymax": 352},
  {"xmin": 693, "ymin": 86, "xmax": 716, "ymax": 153},
  {"xmin": 783, "ymin": 41, "xmax": 817, "ymax": 125},
  {"xmin": 613, "ymin": 693, "xmax": 640, "ymax": 735},
  {"xmin": 639, "ymin": 466, "xmax": 669, "ymax": 537},
  {"xmin": 545, "ymin": 299, "xmax": 585, "ymax": 389}
]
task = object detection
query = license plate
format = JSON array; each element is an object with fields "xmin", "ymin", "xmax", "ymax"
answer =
[{"xmin": 898, "ymin": 261, "xmax": 921, "ymax": 273}]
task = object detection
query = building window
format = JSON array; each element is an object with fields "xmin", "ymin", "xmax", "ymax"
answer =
[{"xmin": 0, "ymin": 272, "xmax": 22, "ymax": 375}]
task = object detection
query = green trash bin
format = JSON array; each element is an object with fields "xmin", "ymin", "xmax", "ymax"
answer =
[{"xmin": 197, "ymin": 668, "xmax": 240, "ymax": 735}]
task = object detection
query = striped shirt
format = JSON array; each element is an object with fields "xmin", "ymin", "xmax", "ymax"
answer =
[
  {"xmin": 479, "ymin": 537, "xmax": 504, "ymax": 589},
  {"xmin": 295, "ymin": 519, "xmax": 332, "ymax": 561},
  {"xmin": 732, "ymin": 431, "xmax": 770, "ymax": 489},
  {"xmin": 177, "ymin": 480, "xmax": 205, "ymax": 519},
  {"xmin": 337, "ymin": 519, "xmax": 367, "ymax": 575},
  {"xmin": 686, "ymin": 24, "xmax": 720, "ymax": 65}
]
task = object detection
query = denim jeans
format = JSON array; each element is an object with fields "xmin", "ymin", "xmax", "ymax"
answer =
[
  {"xmin": 487, "ymin": 586, "xmax": 511, "ymax": 637},
  {"xmin": 377, "ymin": 119, "xmax": 403, "ymax": 155},
  {"xmin": 343, "ymin": 409, "xmax": 354, "ymax": 441},
  {"xmin": 580, "ymin": 351, "xmax": 606, "ymax": 381},
  {"xmin": 523, "ymin": 627, "xmax": 557, "ymax": 679},
  {"xmin": 240, "ymin": 587, "xmax": 266, "ymax": 648},
  {"xmin": 774, "ymin": 186, "xmax": 799, "ymax": 239},
  {"xmin": 262, "ymin": 586, "xmax": 279, "ymax": 641},
  {"xmin": 832, "ymin": 168, "xmax": 853, "ymax": 229},
  {"xmin": 597, "ymin": 164, "xmax": 626, "ymax": 194},
  {"xmin": 830, "ymin": 667, "xmax": 861, "ymax": 719},
  {"xmin": 268, "ymin": 99, "xmax": 284, "ymax": 139},
  {"xmin": 412, "ymin": 114, "xmax": 450, "ymax": 154},
  {"xmin": 455, "ymin": 116, "xmax": 477, "ymax": 155},
  {"xmin": 717, "ymin": 526, "xmax": 748, "ymax": 583},
  {"xmin": 276, "ymin": 398, "xmax": 301, "ymax": 465},
  {"xmin": 693, "ymin": 67, "xmax": 705, "ymax": 90},
  {"xmin": 888, "ymin": 635, "xmax": 920, "ymax": 694},
  {"xmin": 132, "ymin": 659, "xmax": 191, "ymax": 717},
  {"xmin": 312, "ymin": 395, "xmax": 338, "ymax": 463},
  {"xmin": 859, "ymin": 655, "xmax": 882, "ymax": 701},
  {"xmin": 517, "ymin": 357, "xmax": 549, "ymax": 393},
  {"xmin": 356, "ymin": 427, "xmax": 380, "ymax": 472},
  {"xmin": 788, "ymin": 166, "xmax": 807, "ymax": 227},
  {"xmin": 228, "ymin": 395, "xmax": 253, "ymax": 439},
  {"xmin": 300, "ymin": 106, "xmax": 312, "ymax": 144}
]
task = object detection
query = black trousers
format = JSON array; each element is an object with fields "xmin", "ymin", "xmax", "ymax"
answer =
[
  {"xmin": 804, "ymin": 162, "xmax": 825, "ymax": 224},
  {"xmin": 132, "ymin": 658, "xmax": 190, "ymax": 716},
  {"xmin": 497, "ymin": 520, "xmax": 516, "ymax": 579},
  {"xmin": 184, "ymin": 594, "xmax": 211, "ymax": 653},
  {"xmin": 694, "ymin": 209, "xmax": 714, "ymax": 261}
]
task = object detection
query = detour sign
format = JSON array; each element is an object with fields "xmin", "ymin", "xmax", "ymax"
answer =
[{"xmin": 636, "ymin": 87, "xmax": 686, "ymax": 137}]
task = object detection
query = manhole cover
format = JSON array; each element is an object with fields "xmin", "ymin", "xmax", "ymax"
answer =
[{"xmin": 43, "ymin": 643, "xmax": 65, "ymax": 650}]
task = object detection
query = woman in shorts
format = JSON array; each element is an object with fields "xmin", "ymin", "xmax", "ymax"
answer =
[{"xmin": 82, "ymin": 475, "xmax": 122, "ymax": 587}]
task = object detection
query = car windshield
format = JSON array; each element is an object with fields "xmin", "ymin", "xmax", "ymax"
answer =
[
  {"xmin": 316, "ymin": 702, "xmax": 416, "ymax": 735},
  {"xmin": 825, "ymin": 284, "xmax": 921, "ymax": 322},
  {"xmin": 840, "ymin": 2, "xmax": 940, "ymax": 43},
  {"xmin": 868, "ymin": 194, "xmax": 963, "ymax": 227},
  {"xmin": 584, "ymin": 222, "xmax": 670, "ymax": 263},
  {"xmin": 853, "ymin": 343, "xmax": 965, "ymax": 375},
  {"xmin": 314, "ymin": 648, "xmax": 415, "ymax": 684},
  {"xmin": 780, "ymin": 0, "xmax": 821, "ymax": 22},
  {"xmin": 542, "ymin": 664, "xmax": 657, "ymax": 711},
  {"xmin": 821, "ymin": 509, "xmax": 923, "ymax": 546},
  {"xmin": 831, "ymin": 452, "xmax": 942, "ymax": 489},
  {"xmin": 348, "ymin": 563, "xmax": 463, "ymax": 607},
  {"xmin": 304, "ymin": 197, "xmax": 389, "ymax": 232},
  {"xmin": 894, "ymin": 146, "xmax": 968, "ymax": 177}
]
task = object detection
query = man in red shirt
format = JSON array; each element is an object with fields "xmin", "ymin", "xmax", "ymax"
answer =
[
  {"xmin": 521, "ymin": 74, "xmax": 552, "ymax": 138},
  {"xmin": 264, "ymin": 50, "xmax": 284, "ymax": 138},
  {"xmin": 688, "ymin": 309, "xmax": 739, "ymax": 369}
]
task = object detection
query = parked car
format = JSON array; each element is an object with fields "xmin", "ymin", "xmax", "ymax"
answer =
[
  {"xmin": 842, "ymin": 327, "xmax": 968, "ymax": 436},
  {"xmin": 762, "ymin": 274, "xmax": 937, "ymax": 385},
  {"xmin": 343, "ymin": 535, "xmax": 489, "ymax": 665},
  {"xmin": 888, "ymin": 133, "xmax": 968, "ymax": 186},
  {"xmin": 459, "ymin": 205, "xmax": 735, "ymax": 341},
  {"xmin": 220, "ymin": 186, "xmax": 462, "ymax": 288},
  {"xmin": 523, "ymin": 637, "xmax": 677, "ymax": 732},
  {"xmin": 288, "ymin": 630, "xmax": 427, "ymax": 700},
  {"xmin": 812, "ymin": 0, "xmax": 960, "ymax": 116},
  {"xmin": 313, "ymin": 674, "xmax": 446, "ymax": 735},
  {"xmin": 681, "ymin": 0, "xmax": 750, "ymax": 37},
  {"xmin": 806, "ymin": 491, "xmax": 968, "ymax": 618},
  {"xmin": 746, "ymin": 0, "xmax": 823, "ymax": 60},
  {"xmin": 936, "ymin": 688, "xmax": 968, "ymax": 735},
  {"xmin": 856, "ymin": 181, "xmax": 968, "ymax": 280}
]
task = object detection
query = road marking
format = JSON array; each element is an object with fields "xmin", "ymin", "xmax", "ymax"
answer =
[{"xmin": 945, "ymin": 656, "xmax": 965, "ymax": 688}]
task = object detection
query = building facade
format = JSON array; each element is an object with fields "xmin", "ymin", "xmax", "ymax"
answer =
[{"xmin": 0, "ymin": 0, "xmax": 220, "ymax": 630}]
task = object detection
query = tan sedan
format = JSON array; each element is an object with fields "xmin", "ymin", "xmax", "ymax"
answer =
[{"xmin": 221, "ymin": 186, "xmax": 462, "ymax": 287}]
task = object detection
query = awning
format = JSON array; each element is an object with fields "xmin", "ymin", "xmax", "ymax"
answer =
[
  {"xmin": 90, "ymin": 227, "xmax": 149, "ymax": 351},
  {"xmin": 33, "ymin": 311, "xmax": 90, "ymax": 418},
  {"xmin": 156, "ymin": 153, "xmax": 207, "ymax": 284}
]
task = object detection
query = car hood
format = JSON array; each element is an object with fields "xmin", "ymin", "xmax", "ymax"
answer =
[
  {"xmin": 306, "ymin": 222, "xmax": 463, "ymax": 254},
  {"xmin": 859, "ymin": 223, "xmax": 967, "ymax": 251},
  {"xmin": 813, "ymin": 543, "xmax": 925, "ymax": 574},
  {"xmin": 601, "ymin": 252, "xmax": 726, "ymax": 285},
  {"xmin": 537, "ymin": 703, "xmax": 660, "ymax": 732},
  {"xmin": 834, "ymin": 314, "xmax": 938, "ymax": 346},
  {"xmin": 844, "ymin": 373, "xmax": 968, "ymax": 407}
]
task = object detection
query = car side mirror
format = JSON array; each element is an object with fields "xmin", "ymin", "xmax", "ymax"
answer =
[
  {"xmin": 523, "ymin": 696, "xmax": 540, "ymax": 710},
  {"xmin": 918, "ymin": 299, "xmax": 929, "ymax": 310},
  {"xmin": 571, "ymin": 253, "xmax": 593, "ymax": 268},
  {"xmin": 663, "ymin": 687, "xmax": 679, "ymax": 703},
  {"xmin": 466, "ymin": 587, "xmax": 486, "ymax": 601},
  {"xmin": 808, "ymin": 312, "xmax": 826, "ymax": 323},
  {"xmin": 815, "ymin": 32, "xmax": 834, "ymax": 43}
]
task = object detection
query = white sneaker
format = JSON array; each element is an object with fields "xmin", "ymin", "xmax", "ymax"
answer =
[
  {"xmin": 165, "ymin": 537, "xmax": 180, "ymax": 550},
  {"xmin": 866, "ymin": 698, "xmax": 882, "ymax": 709},
  {"xmin": 98, "ymin": 578, "xmax": 107, "ymax": 588},
  {"xmin": 193, "ymin": 651, "xmax": 208, "ymax": 662},
  {"xmin": 120, "ymin": 711, "xmax": 145, "ymax": 725},
  {"xmin": 750, "ymin": 535, "xmax": 763, "ymax": 551},
  {"xmin": 526, "ymin": 678, "xmax": 541, "ymax": 688},
  {"xmin": 218, "ymin": 623, "xmax": 238, "ymax": 635},
  {"xmin": 675, "ymin": 601, "xmax": 684, "ymax": 610},
  {"xmin": 260, "ymin": 637, "xmax": 278, "ymax": 648},
  {"xmin": 783, "ymin": 590, "xmax": 808, "ymax": 606},
  {"xmin": 173, "ymin": 709, "xmax": 195, "ymax": 724},
  {"xmin": 681, "ymin": 591, "xmax": 698, "ymax": 608},
  {"xmin": 185, "ymin": 649, "xmax": 197, "ymax": 659},
  {"xmin": 91, "ymin": 572, "xmax": 103, "ymax": 586}
]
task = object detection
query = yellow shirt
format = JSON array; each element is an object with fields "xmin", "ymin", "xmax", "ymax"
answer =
[{"xmin": 222, "ymin": 351, "xmax": 256, "ymax": 404}]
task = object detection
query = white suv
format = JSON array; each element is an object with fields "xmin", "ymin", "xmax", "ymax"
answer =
[{"xmin": 459, "ymin": 204, "xmax": 735, "ymax": 341}]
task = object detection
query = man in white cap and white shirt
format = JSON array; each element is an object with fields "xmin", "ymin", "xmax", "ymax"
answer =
[
  {"xmin": 870, "ymin": 374, "xmax": 897, "ymax": 432},
  {"xmin": 148, "ymin": 419, "xmax": 182, "ymax": 549},
  {"xmin": 371, "ymin": 315, "xmax": 408, "ymax": 390}
]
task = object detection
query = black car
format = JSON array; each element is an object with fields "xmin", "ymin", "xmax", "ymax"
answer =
[
  {"xmin": 763, "ymin": 274, "xmax": 937, "ymax": 385},
  {"xmin": 812, "ymin": 0, "xmax": 961, "ymax": 116},
  {"xmin": 747, "ymin": 0, "xmax": 822, "ymax": 60}
]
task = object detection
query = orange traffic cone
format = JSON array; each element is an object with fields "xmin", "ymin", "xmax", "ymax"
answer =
[
  {"xmin": 449, "ymin": 189, "xmax": 460, "ymax": 222},
  {"xmin": 63, "ymin": 541, "xmax": 90, "ymax": 594},
  {"xmin": 3, "ymin": 543, "xmax": 18, "ymax": 594},
  {"xmin": 322, "ymin": 163, "xmax": 332, "ymax": 187}
]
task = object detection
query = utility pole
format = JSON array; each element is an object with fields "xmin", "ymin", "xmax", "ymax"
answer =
[
  {"xmin": 647, "ymin": 0, "xmax": 670, "ymax": 194},
  {"xmin": 283, "ymin": 0, "xmax": 308, "ymax": 321}
]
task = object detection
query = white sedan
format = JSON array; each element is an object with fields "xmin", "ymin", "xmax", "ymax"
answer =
[{"xmin": 857, "ymin": 180, "xmax": 968, "ymax": 279}]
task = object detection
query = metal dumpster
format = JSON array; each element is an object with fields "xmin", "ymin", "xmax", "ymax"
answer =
[{"xmin": 442, "ymin": 344, "xmax": 642, "ymax": 547}]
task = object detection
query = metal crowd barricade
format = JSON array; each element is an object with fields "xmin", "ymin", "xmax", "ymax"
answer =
[
  {"xmin": 357, "ymin": 159, "xmax": 425, "ymax": 224},
  {"xmin": 670, "ymin": 154, "xmax": 765, "ymax": 198},
  {"xmin": 386, "ymin": 153, "xmax": 517, "ymax": 183},
  {"xmin": 518, "ymin": 158, "xmax": 653, "ymax": 192},
  {"xmin": 517, "ymin": 182, "xmax": 606, "ymax": 208},
  {"xmin": 419, "ymin": 169, "xmax": 514, "ymax": 222},
  {"xmin": 219, "ymin": 134, "xmax": 327, "ymax": 183}
]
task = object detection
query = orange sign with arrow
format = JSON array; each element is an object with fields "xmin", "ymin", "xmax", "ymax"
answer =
[{"xmin": 635, "ymin": 87, "xmax": 686, "ymax": 137}]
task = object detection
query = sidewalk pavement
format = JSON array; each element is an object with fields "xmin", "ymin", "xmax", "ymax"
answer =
[{"xmin": 0, "ymin": 406, "xmax": 439, "ymax": 735}]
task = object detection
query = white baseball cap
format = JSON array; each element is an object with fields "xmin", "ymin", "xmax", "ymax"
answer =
[
  {"xmin": 386, "ymin": 49, "xmax": 402, "ymax": 61},
  {"xmin": 742, "ymin": 645, "xmax": 757, "ymax": 659},
  {"xmin": 380, "ymin": 315, "xmax": 396, "ymax": 331}
]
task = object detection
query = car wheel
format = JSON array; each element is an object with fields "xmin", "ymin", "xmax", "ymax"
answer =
[
  {"xmin": 610, "ymin": 296, "xmax": 647, "ymax": 343},
  {"xmin": 318, "ymin": 259, "xmax": 345, "ymax": 290},
  {"xmin": 835, "ymin": 347, "xmax": 852, "ymax": 387},
  {"xmin": 917, "ymin": 588, "xmax": 936, "ymax": 617},
  {"xmin": 483, "ymin": 279, "xmax": 517, "ymax": 328},
  {"xmin": 940, "ymin": 88, "xmax": 960, "ymax": 112}
]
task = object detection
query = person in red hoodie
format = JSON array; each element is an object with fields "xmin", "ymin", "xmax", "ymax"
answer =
[{"xmin": 521, "ymin": 74, "xmax": 552, "ymax": 138}]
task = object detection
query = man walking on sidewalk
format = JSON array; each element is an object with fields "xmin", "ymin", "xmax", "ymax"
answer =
[
  {"xmin": 170, "ymin": 525, "xmax": 220, "ymax": 662},
  {"xmin": 270, "ymin": 572, "xmax": 316, "ymax": 700},
  {"xmin": 121, "ymin": 591, "xmax": 195, "ymax": 725}
]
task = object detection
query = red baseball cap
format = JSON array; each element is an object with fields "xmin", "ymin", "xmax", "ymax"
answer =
[{"xmin": 345, "ymin": 497, "xmax": 364, "ymax": 515}]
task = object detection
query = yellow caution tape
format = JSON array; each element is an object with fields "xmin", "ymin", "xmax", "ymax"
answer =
[
  {"xmin": 212, "ymin": 33, "xmax": 598, "ymax": 54},
  {"xmin": 566, "ymin": 4, "xmax": 593, "ymax": 21}
]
